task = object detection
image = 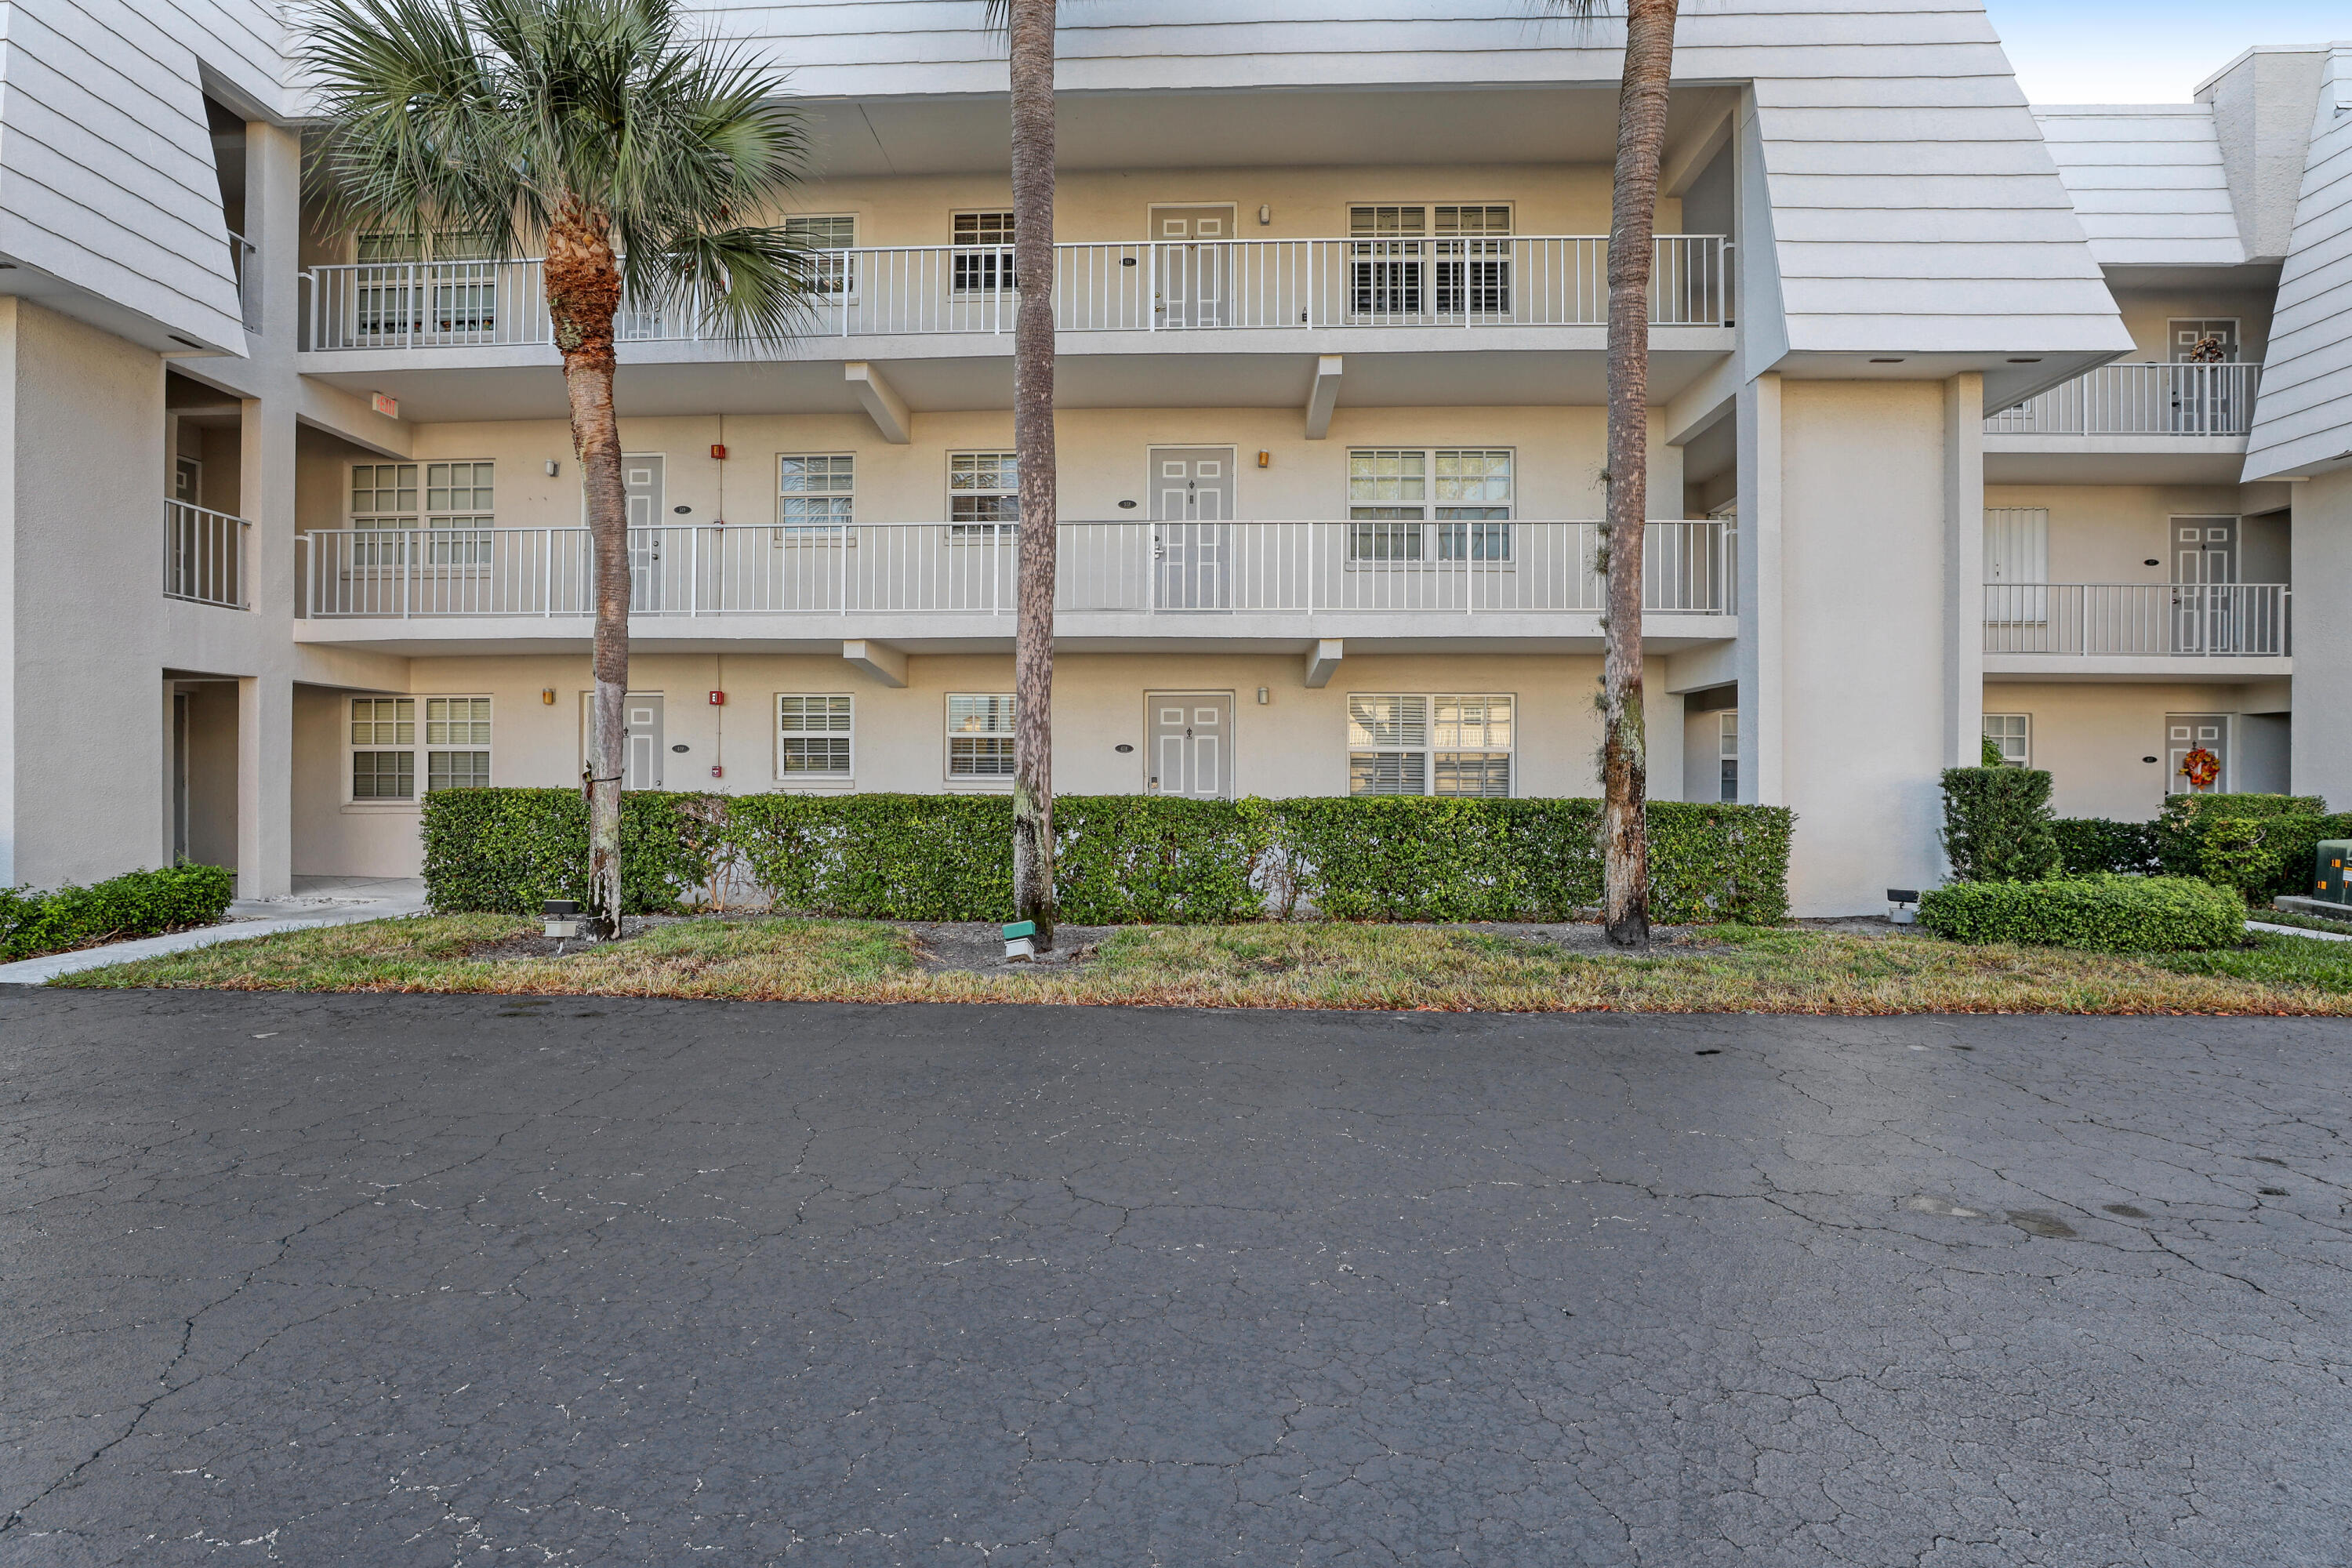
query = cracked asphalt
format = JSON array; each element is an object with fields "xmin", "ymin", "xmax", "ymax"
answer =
[{"xmin": 2, "ymin": 989, "xmax": 2349, "ymax": 1566}]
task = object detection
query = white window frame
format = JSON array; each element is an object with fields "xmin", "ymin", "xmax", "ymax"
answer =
[
  {"xmin": 946, "ymin": 693, "xmax": 1016, "ymax": 779},
  {"xmin": 948, "ymin": 451, "xmax": 1019, "ymax": 541},
  {"xmin": 775, "ymin": 694, "xmax": 855, "ymax": 781},
  {"xmin": 347, "ymin": 695, "xmax": 492, "ymax": 804},
  {"xmin": 786, "ymin": 214, "xmax": 858, "ymax": 298},
  {"xmin": 348, "ymin": 461, "xmax": 496, "ymax": 568},
  {"xmin": 1719, "ymin": 710, "xmax": 1740, "ymax": 801},
  {"xmin": 950, "ymin": 210, "xmax": 1016, "ymax": 293},
  {"xmin": 1346, "ymin": 693, "xmax": 1515, "ymax": 797},
  {"xmin": 1983, "ymin": 713, "xmax": 2031, "ymax": 768},
  {"xmin": 777, "ymin": 453, "xmax": 855, "ymax": 543},
  {"xmin": 1346, "ymin": 448, "xmax": 1515, "ymax": 563}
]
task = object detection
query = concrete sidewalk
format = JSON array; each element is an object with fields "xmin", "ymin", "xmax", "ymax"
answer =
[{"xmin": 0, "ymin": 875, "xmax": 426, "ymax": 984}]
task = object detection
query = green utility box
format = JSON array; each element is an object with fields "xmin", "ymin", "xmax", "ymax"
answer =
[{"xmin": 2316, "ymin": 840, "xmax": 2352, "ymax": 906}]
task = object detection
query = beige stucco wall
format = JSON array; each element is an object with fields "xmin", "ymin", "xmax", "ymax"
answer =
[
  {"xmin": 2292, "ymin": 466, "xmax": 2352, "ymax": 808},
  {"xmin": 292, "ymin": 648, "xmax": 1610, "ymax": 877},
  {"xmin": 2, "ymin": 300, "xmax": 172, "ymax": 887},
  {"xmin": 1982, "ymin": 481, "xmax": 2267, "ymax": 583},
  {"xmin": 1983, "ymin": 680, "xmax": 2299, "ymax": 819},
  {"xmin": 299, "ymin": 404, "xmax": 1681, "ymax": 532},
  {"xmin": 1776, "ymin": 379, "xmax": 1951, "ymax": 913}
]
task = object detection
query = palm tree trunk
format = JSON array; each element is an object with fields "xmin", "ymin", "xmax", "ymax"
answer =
[
  {"xmin": 548, "ymin": 214, "xmax": 629, "ymax": 938},
  {"xmin": 1007, "ymin": 0, "xmax": 1058, "ymax": 949},
  {"xmin": 1599, "ymin": 0, "xmax": 1679, "ymax": 950}
]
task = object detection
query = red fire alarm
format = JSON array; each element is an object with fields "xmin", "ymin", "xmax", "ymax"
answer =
[
  {"xmin": 710, "ymin": 443, "xmax": 728, "ymax": 460},
  {"xmin": 710, "ymin": 764, "xmax": 724, "ymax": 779},
  {"xmin": 708, "ymin": 690, "xmax": 725, "ymax": 705}
]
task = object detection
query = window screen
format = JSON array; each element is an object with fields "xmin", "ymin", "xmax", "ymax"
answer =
[{"xmin": 779, "ymin": 695, "xmax": 854, "ymax": 777}]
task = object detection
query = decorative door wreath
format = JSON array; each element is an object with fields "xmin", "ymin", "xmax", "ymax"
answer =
[{"xmin": 2180, "ymin": 747, "xmax": 2221, "ymax": 791}]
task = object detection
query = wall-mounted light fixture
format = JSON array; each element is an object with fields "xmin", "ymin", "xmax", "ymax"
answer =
[
  {"xmin": 1257, "ymin": 450, "xmax": 1270, "ymax": 468},
  {"xmin": 1258, "ymin": 205, "xmax": 1272, "ymax": 225},
  {"xmin": 544, "ymin": 459, "xmax": 560, "ymax": 477},
  {"xmin": 540, "ymin": 688, "xmax": 556, "ymax": 705},
  {"xmin": 1257, "ymin": 687, "xmax": 1269, "ymax": 705}
]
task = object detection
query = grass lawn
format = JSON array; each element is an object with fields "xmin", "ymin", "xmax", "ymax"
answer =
[{"xmin": 46, "ymin": 914, "xmax": 2352, "ymax": 1014}]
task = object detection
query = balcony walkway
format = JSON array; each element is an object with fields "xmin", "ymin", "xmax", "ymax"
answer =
[{"xmin": 303, "ymin": 236, "xmax": 1732, "ymax": 350}]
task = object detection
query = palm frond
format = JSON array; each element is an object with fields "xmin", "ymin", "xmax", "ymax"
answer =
[{"xmin": 300, "ymin": 0, "xmax": 818, "ymax": 345}]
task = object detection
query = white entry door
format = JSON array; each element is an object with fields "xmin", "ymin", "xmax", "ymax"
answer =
[
  {"xmin": 2165, "ymin": 713, "xmax": 2228, "ymax": 796},
  {"xmin": 1148, "ymin": 693, "xmax": 1234, "ymax": 799},
  {"xmin": 1151, "ymin": 447, "xmax": 1236, "ymax": 610},
  {"xmin": 624, "ymin": 453, "xmax": 665, "ymax": 612},
  {"xmin": 1150, "ymin": 205, "xmax": 1235, "ymax": 328},
  {"xmin": 581, "ymin": 691, "xmax": 665, "ymax": 789},
  {"xmin": 2171, "ymin": 515, "xmax": 2238, "ymax": 652}
]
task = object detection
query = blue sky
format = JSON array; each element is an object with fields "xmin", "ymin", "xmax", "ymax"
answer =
[{"xmin": 1981, "ymin": 0, "xmax": 2344, "ymax": 103}]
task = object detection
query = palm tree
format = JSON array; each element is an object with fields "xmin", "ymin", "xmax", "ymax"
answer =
[
  {"xmin": 986, "ymin": 0, "xmax": 1062, "ymax": 949},
  {"xmin": 1542, "ymin": 0, "xmax": 1682, "ymax": 949},
  {"xmin": 303, "ymin": 0, "xmax": 816, "ymax": 935}
]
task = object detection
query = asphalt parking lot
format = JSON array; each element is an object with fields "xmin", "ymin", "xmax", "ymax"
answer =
[{"xmin": 3, "ymin": 988, "xmax": 2347, "ymax": 1565}]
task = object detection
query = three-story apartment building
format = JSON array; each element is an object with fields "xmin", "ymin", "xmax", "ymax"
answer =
[{"xmin": 0, "ymin": 0, "xmax": 2347, "ymax": 916}]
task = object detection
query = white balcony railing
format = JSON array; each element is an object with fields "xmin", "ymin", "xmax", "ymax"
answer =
[
  {"xmin": 1984, "ymin": 583, "xmax": 2288, "ymax": 656},
  {"xmin": 1984, "ymin": 362, "xmax": 2259, "ymax": 437},
  {"xmin": 165, "ymin": 500, "xmax": 250, "ymax": 610},
  {"xmin": 297, "ymin": 519, "xmax": 1733, "ymax": 622},
  {"xmin": 302, "ymin": 235, "xmax": 1732, "ymax": 350}
]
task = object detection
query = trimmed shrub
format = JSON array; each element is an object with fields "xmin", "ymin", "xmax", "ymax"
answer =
[
  {"xmin": 2154, "ymin": 792, "xmax": 2326, "ymax": 877},
  {"xmin": 419, "ymin": 789, "xmax": 724, "ymax": 915},
  {"xmin": 422, "ymin": 789, "xmax": 1795, "ymax": 925},
  {"xmin": 0, "ymin": 864, "xmax": 237, "ymax": 962},
  {"xmin": 2053, "ymin": 817, "xmax": 2161, "ymax": 876},
  {"xmin": 1918, "ymin": 873, "xmax": 2244, "ymax": 952},
  {"xmin": 1940, "ymin": 768, "xmax": 2061, "ymax": 883}
]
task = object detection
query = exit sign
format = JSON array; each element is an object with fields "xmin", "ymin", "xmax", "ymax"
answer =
[{"xmin": 371, "ymin": 391, "xmax": 398, "ymax": 418}]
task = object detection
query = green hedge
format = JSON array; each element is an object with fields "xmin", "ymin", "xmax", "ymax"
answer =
[
  {"xmin": 1917, "ymin": 873, "xmax": 2245, "ymax": 952},
  {"xmin": 2053, "ymin": 817, "xmax": 2161, "ymax": 876},
  {"xmin": 420, "ymin": 789, "xmax": 1795, "ymax": 925},
  {"xmin": 1940, "ymin": 768, "xmax": 2061, "ymax": 883},
  {"xmin": 0, "ymin": 864, "xmax": 237, "ymax": 962}
]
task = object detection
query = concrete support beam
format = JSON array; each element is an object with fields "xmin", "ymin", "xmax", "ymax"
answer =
[
  {"xmin": 843, "ymin": 639, "xmax": 908, "ymax": 688},
  {"xmin": 2292, "ymin": 468, "xmax": 2352, "ymax": 802},
  {"xmin": 1942, "ymin": 372, "xmax": 1985, "ymax": 769},
  {"xmin": 1303, "ymin": 638, "xmax": 1343, "ymax": 688},
  {"xmin": 844, "ymin": 361, "xmax": 912, "ymax": 445},
  {"xmin": 1304, "ymin": 355, "xmax": 1343, "ymax": 440}
]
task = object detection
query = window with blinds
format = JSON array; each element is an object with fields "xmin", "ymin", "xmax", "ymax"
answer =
[
  {"xmin": 952, "ymin": 211, "xmax": 1015, "ymax": 292},
  {"xmin": 349, "ymin": 462, "xmax": 495, "ymax": 565},
  {"xmin": 949, "ymin": 452, "xmax": 1019, "ymax": 540},
  {"xmin": 778, "ymin": 695, "xmax": 854, "ymax": 778},
  {"xmin": 947, "ymin": 694, "xmax": 1016, "ymax": 777},
  {"xmin": 1347, "ymin": 448, "xmax": 1513, "ymax": 561},
  {"xmin": 1345, "ymin": 205, "xmax": 1512, "ymax": 318},
  {"xmin": 1348, "ymin": 694, "xmax": 1514, "ymax": 797},
  {"xmin": 779, "ymin": 454, "xmax": 854, "ymax": 540}
]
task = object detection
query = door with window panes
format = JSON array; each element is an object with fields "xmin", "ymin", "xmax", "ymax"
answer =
[
  {"xmin": 1346, "ymin": 449, "xmax": 1513, "ymax": 608},
  {"xmin": 947, "ymin": 452, "xmax": 1020, "ymax": 611},
  {"xmin": 1150, "ymin": 448, "xmax": 1235, "ymax": 610},
  {"xmin": 789, "ymin": 216, "xmax": 858, "ymax": 325},
  {"xmin": 347, "ymin": 462, "xmax": 495, "ymax": 616},
  {"xmin": 1346, "ymin": 205, "xmax": 1511, "ymax": 325},
  {"xmin": 778, "ymin": 455, "xmax": 855, "ymax": 612}
]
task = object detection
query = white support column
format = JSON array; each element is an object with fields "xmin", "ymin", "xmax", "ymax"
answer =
[
  {"xmin": 1734, "ymin": 371, "xmax": 1783, "ymax": 807},
  {"xmin": 1304, "ymin": 356, "xmax": 1343, "ymax": 441},
  {"xmin": 844, "ymin": 362, "xmax": 912, "ymax": 445},
  {"xmin": 234, "ymin": 675, "xmax": 291, "ymax": 898},
  {"xmin": 1303, "ymin": 638, "xmax": 1344, "ymax": 688},
  {"xmin": 2292, "ymin": 468, "xmax": 2352, "ymax": 802},
  {"xmin": 1943, "ymin": 372, "xmax": 1985, "ymax": 769},
  {"xmin": 843, "ymin": 638, "xmax": 908, "ymax": 688},
  {"xmin": 1644, "ymin": 662, "xmax": 1684, "ymax": 803}
]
